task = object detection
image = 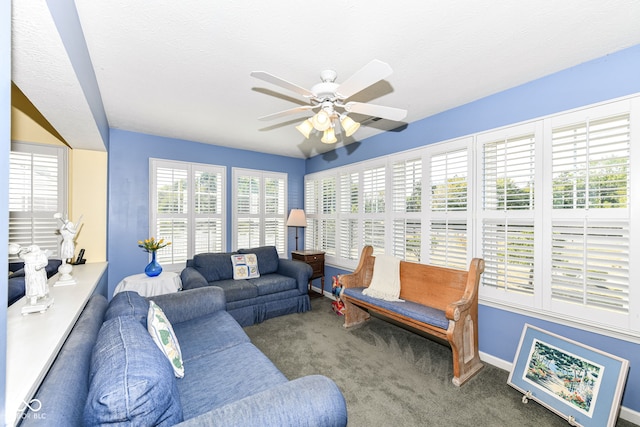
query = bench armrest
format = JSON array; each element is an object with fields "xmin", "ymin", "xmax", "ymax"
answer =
[
  {"xmin": 339, "ymin": 246, "xmax": 375, "ymax": 289},
  {"xmin": 175, "ymin": 375, "xmax": 347, "ymax": 427},
  {"xmin": 444, "ymin": 258, "xmax": 484, "ymax": 321}
]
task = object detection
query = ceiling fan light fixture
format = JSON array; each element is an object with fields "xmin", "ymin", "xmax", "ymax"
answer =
[
  {"xmin": 321, "ymin": 127, "xmax": 337, "ymax": 144},
  {"xmin": 340, "ymin": 115, "xmax": 360, "ymax": 137},
  {"xmin": 295, "ymin": 119, "xmax": 314, "ymax": 139},
  {"xmin": 311, "ymin": 110, "xmax": 332, "ymax": 131}
]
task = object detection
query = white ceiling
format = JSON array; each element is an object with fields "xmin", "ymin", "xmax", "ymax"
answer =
[{"xmin": 11, "ymin": 0, "xmax": 640, "ymax": 158}]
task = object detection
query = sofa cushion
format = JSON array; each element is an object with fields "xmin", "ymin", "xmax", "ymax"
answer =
[
  {"xmin": 247, "ymin": 274, "xmax": 297, "ymax": 296},
  {"xmin": 213, "ymin": 278, "xmax": 258, "ymax": 302},
  {"xmin": 173, "ymin": 309, "xmax": 250, "ymax": 360},
  {"xmin": 84, "ymin": 315, "xmax": 183, "ymax": 426},
  {"xmin": 231, "ymin": 253, "xmax": 260, "ymax": 280},
  {"xmin": 177, "ymin": 342, "xmax": 288, "ymax": 420},
  {"xmin": 193, "ymin": 252, "xmax": 235, "ymax": 281},
  {"xmin": 239, "ymin": 246, "xmax": 279, "ymax": 275},
  {"xmin": 104, "ymin": 290, "xmax": 149, "ymax": 327},
  {"xmin": 148, "ymin": 301, "xmax": 184, "ymax": 378}
]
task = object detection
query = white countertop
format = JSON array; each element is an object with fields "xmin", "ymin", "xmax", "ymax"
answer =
[{"xmin": 6, "ymin": 262, "xmax": 107, "ymax": 426}]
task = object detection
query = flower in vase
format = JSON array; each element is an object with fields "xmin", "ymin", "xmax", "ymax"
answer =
[{"xmin": 138, "ymin": 237, "xmax": 171, "ymax": 253}]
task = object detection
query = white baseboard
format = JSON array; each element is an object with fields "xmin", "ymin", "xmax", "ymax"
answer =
[{"xmin": 479, "ymin": 352, "xmax": 640, "ymax": 425}]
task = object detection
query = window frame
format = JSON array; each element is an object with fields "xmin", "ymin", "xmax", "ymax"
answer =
[
  {"xmin": 304, "ymin": 94, "xmax": 640, "ymax": 337},
  {"xmin": 9, "ymin": 141, "xmax": 68, "ymax": 260},
  {"xmin": 150, "ymin": 158, "xmax": 226, "ymax": 270},
  {"xmin": 231, "ymin": 167, "xmax": 288, "ymax": 255}
]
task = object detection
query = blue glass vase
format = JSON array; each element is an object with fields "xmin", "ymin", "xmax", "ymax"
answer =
[{"xmin": 145, "ymin": 251, "xmax": 162, "ymax": 277}]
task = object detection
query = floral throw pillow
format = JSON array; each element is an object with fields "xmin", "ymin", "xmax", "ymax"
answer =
[
  {"xmin": 147, "ymin": 300, "xmax": 184, "ymax": 378},
  {"xmin": 231, "ymin": 253, "xmax": 260, "ymax": 280}
]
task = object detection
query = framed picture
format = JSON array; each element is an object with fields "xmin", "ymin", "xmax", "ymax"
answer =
[{"xmin": 508, "ymin": 324, "xmax": 629, "ymax": 427}]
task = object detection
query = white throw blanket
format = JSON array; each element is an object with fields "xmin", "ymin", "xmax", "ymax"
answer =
[{"xmin": 362, "ymin": 254, "xmax": 403, "ymax": 302}]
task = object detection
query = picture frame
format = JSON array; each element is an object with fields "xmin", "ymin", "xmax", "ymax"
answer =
[{"xmin": 508, "ymin": 324, "xmax": 629, "ymax": 427}]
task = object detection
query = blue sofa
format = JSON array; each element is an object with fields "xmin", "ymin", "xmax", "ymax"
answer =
[
  {"xmin": 180, "ymin": 246, "xmax": 312, "ymax": 326},
  {"xmin": 21, "ymin": 288, "xmax": 347, "ymax": 426}
]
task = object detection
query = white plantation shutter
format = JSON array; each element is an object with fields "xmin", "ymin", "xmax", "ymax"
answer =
[
  {"xmin": 393, "ymin": 219, "xmax": 421, "ymax": 262},
  {"xmin": 482, "ymin": 220, "xmax": 535, "ymax": 295},
  {"xmin": 363, "ymin": 219, "xmax": 385, "ymax": 255},
  {"xmin": 362, "ymin": 166, "xmax": 385, "ymax": 255},
  {"xmin": 552, "ymin": 114, "xmax": 629, "ymax": 209},
  {"xmin": 318, "ymin": 177, "xmax": 336, "ymax": 255},
  {"xmin": 549, "ymin": 107, "xmax": 631, "ymax": 319},
  {"xmin": 264, "ymin": 177, "xmax": 286, "ymax": 253},
  {"xmin": 363, "ymin": 166, "xmax": 385, "ymax": 214},
  {"xmin": 152, "ymin": 160, "xmax": 226, "ymax": 267},
  {"xmin": 391, "ymin": 158, "xmax": 422, "ymax": 262},
  {"xmin": 429, "ymin": 220, "xmax": 467, "ymax": 270},
  {"xmin": 194, "ymin": 169, "xmax": 224, "ymax": 254},
  {"xmin": 480, "ymin": 126, "xmax": 537, "ymax": 295},
  {"xmin": 429, "ymin": 147, "xmax": 469, "ymax": 268},
  {"xmin": 232, "ymin": 168, "xmax": 287, "ymax": 254},
  {"xmin": 338, "ymin": 172, "xmax": 359, "ymax": 260},
  {"xmin": 155, "ymin": 166, "xmax": 188, "ymax": 264},
  {"xmin": 9, "ymin": 143, "xmax": 66, "ymax": 259},
  {"xmin": 304, "ymin": 178, "xmax": 318, "ymax": 249},
  {"xmin": 551, "ymin": 220, "xmax": 629, "ymax": 314}
]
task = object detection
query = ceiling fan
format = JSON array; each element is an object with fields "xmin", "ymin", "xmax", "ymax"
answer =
[{"xmin": 250, "ymin": 59, "xmax": 407, "ymax": 144}]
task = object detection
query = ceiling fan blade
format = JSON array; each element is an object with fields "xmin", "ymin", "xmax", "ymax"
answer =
[
  {"xmin": 344, "ymin": 102, "xmax": 407, "ymax": 122},
  {"xmin": 258, "ymin": 105, "xmax": 316, "ymax": 121},
  {"xmin": 251, "ymin": 71, "xmax": 315, "ymax": 98},
  {"xmin": 336, "ymin": 59, "xmax": 393, "ymax": 100}
]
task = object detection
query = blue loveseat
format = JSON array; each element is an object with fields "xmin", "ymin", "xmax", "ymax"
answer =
[
  {"xmin": 180, "ymin": 246, "xmax": 312, "ymax": 326},
  {"xmin": 21, "ymin": 287, "xmax": 347, "ymax": 426}
]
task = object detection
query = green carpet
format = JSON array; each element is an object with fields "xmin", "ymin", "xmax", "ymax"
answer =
[{"xmin": 244, "ymin": 297, "xmax": 636, "ymax": 427}]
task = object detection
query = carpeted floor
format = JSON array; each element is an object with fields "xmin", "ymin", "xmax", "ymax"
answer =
[{"xmin": 244, "ymin": 297, "xmax": 636, "ymax": 427}]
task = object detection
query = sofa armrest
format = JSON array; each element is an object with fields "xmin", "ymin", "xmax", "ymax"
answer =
[
  {"xmin": 149, "ymin": 287, "xmax": 226, "ymax": 324},
  {"xmin": 175, "ymin": 375, "xmax": 347, "ymax": 427},
  {"xmin": 180, "ymin": 266, "xmax": 209, "ymax": 290},
  {"xmin": 277, "ymin": 258, "xmax": 313, "ymax": 294}
]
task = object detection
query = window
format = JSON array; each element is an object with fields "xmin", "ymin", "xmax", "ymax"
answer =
[
  {"xmin": 9, "ymin": 142, "xmax": 67, "ymax": 259},
  {"xmin": 428, "ymin": 143, "xmax": 470, "ymax": 269},
  {"xmin": 477, "ymin": 124, "xmax": 540, "ymax": 305},
  {"xmin": 546, "ymin": 104, "xmax": 632, "ymax": 329},
  {"xmin": 151, "ymin": 159, "xmax": 225, "ymax": 269},
  {"xmin": 304, "ymin": 95, "xmax": 640, "ymax": 335},
  {"xmin": 232, "ymin": 168, "xmax": 287, "ymax": 254}
]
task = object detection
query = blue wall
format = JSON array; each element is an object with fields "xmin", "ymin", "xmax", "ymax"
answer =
[
  {"xmin": 313, "ymin": 45, "xmax": 640, "ymax": 412},
  {"xmin": 107, "ymin": 129, "xmax": 306, "ymax": 297}
]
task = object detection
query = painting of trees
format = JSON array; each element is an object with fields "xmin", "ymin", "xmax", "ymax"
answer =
[{"xmin": 525, "ymin": 339, "xmax": 602, "ymax": 415}]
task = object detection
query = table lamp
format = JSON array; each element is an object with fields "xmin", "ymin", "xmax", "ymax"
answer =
[{"xmin": 286, "ymin": 209, "xmax": 307, "ymax": 251}]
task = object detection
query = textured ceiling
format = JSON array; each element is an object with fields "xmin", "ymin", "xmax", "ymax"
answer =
[{"xmin": 11, "ymin": 0, "xmax": 640, "ymax": 158}]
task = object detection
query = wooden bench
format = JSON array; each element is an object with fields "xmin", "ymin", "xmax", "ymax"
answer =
[{"xmin": 340, "ymin": 246, "xmax": 484, "ymax": 386}]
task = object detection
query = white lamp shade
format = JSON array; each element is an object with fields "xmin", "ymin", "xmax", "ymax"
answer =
[
  {"xmin": 295, "ymin": 119, "xmax": 314, "ymax": 139},
  {"xmin": 311, "ymin": 110, "xmax": 332, "ymax": 131},
  {"xmin": 321, "ymin": 127, "xmax": 337, "ymax": 144},
  {"xmin": 341, "ymin": 115, "xmax": 360, "ymax": 137},
  {"xmin": 286, "ymin": 209, "xmax": 307, "ymax": 227}
]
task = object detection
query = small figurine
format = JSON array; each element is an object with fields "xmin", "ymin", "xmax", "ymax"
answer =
[
  {"xmin": 9, "ymin": 243, "xmax": 54, "ymax": 314},
  {"xmin": 331, "ymin": 275, "xmax": 345, "ymax": 315},
  {"xmin": 54, "ymin": 213, "xmax": 83, "ymax": 286}
]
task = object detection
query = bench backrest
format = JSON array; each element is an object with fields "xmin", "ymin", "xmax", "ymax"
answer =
[
  {"xmin": 399, "ymin": 262, "xmax": 471, "ymax": 312},
  {"xmin": 354, "ymin": 246, "xmax": 483, "ymax": 312}
]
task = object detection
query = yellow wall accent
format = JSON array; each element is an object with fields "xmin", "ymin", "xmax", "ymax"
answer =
[
  {"xmin": 10, "ymin": 92, "xmax": 107, "ymax": 262},
  {"xmin": 69, "ymin": 150, "xmax": 107, "ymax": 262}
]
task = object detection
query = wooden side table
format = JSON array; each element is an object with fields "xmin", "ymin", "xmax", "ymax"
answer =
[{"xmin": 291, "ymin": 250, "xmax": 325, "ymax": 297}]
